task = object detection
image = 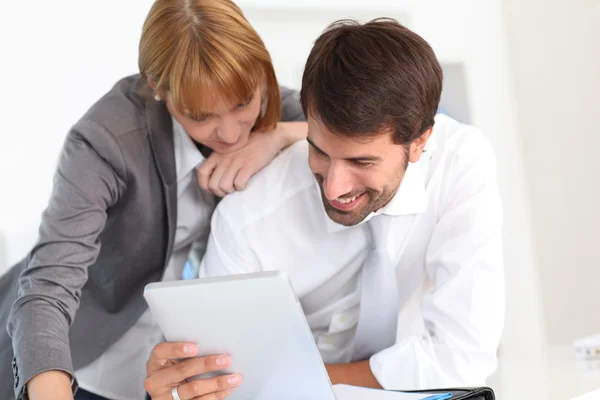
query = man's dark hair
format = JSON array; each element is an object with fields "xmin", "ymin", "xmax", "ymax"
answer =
[{"xmin": 301, "ymin": 18, "xmax": 443, "ymax": 144}]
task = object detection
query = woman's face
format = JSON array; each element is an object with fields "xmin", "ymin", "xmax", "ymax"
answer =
[{"xmin": 166, "ymin": 86, "xmax": 262, "ymax": 154}]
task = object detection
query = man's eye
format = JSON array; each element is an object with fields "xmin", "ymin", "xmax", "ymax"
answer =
[
  {"xmin": 311, "ymin": 147, "xmax": 326, "ymax": 156},
  {"xmin": 352, "ymin": 161, "xmax": 373, "ymax": 168}
]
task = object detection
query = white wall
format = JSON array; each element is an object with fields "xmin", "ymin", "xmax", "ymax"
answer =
[
  {"xmin": 0, "ymin": 0, "xmax": 548, "ymax": 363},
  {"xmin": 504, "ymin": 0, "xmax": 600, "ymax": 345},
  {"xmin": 0, "ymin": 0, "xmax": 155, "ymax": 271},
  {"xmin": 11, "ymin": 1, "xmax": 595, "ymax": 397}
]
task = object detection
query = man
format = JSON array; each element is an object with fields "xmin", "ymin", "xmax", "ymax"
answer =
[{"xmin": 144, "ymin": 18, "xmax": 504, "ymax": 399}]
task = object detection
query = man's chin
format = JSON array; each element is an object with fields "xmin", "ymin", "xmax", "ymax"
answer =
[{"xmin": 325, "ymin": 207, "xmax": 370, "ymax": 227}]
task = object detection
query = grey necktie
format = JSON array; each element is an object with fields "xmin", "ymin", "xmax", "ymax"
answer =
[{"xmin": 352, "ymin": 215, "xmax": 400, "ymax": 361}]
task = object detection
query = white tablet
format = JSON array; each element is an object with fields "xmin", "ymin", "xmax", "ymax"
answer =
[{"xmin": 143, "ymin": 271, "xmax": 338, "ymax": 400}]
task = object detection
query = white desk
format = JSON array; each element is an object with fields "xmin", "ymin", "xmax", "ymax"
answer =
[{"xmin": 488, "ymin": 346, "xmax": 600, "ymax": 399}]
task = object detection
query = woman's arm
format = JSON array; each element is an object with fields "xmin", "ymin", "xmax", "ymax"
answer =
[
  {"xmin": 8, "ymin": 120, "xmax": 127, "ymax": 399},
  {"xmin": 26, "ymin": 371, "xmax": 74, "ymax": 400},
  {"xmin": 278, "ymin": 121, "xmax": 309, "ymax": 148},
  {"xmin": 197, "ymin": 121, "xmax": 307, "ymax": 197}
]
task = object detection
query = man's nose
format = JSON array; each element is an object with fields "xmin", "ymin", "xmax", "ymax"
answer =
[{"xmin": 323, "ymin": 163, "xmax": 353, "ymax": 200}]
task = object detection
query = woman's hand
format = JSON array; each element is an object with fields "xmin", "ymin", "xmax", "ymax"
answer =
[
  {"xmin": 144, "ymin": 342, "xmax": 242, "ymax": 400},
  {"xmin": 197, "ymin": 121, "xmax": 307, "ymax": 197}
]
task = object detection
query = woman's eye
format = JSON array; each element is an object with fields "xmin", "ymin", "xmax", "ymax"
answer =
[
  {"xmin": 189, "ymin": 114, "xmax": 210, "ymax": 122},
  {"xmin": 236, "ymin": 95, "xmax": 254, "ymax": 109}
]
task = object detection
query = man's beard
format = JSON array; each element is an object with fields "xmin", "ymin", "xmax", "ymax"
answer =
[{"xmin": 314, "ymin": 175, "xmax": 398, "ymax": 226}]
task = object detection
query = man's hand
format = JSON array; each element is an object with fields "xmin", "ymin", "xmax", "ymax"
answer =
[
  {"xmin": 326, "ymin": 360, "xmax": 382, "ymax": 389},
  {"xmin": 27, "ymin": 370, "xmax": 74, "ymax": 400},
  {"xmin": 145, "ymin": 342, "xmax": 242, "ymax": 400},
  {"xmin": 197, "ymin": 121, "xmax": 307, "ymax": 197}
]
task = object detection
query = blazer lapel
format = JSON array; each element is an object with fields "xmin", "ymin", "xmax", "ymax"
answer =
[{"xmin": 146, "ymin": 95, "xmax": 178, "ymax": 266}]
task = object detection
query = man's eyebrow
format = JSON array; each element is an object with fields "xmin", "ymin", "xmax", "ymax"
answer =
[
  {"xmin": 306, "ymin": 137, "xmax": 328, "ymax": 156},
  {"xmin": 346, "ymin": 155, "xmax": 382, "ymax": 162},
  {"xmin": 306, "ymin": 137, "xmax": 382, "ymax": 162}
]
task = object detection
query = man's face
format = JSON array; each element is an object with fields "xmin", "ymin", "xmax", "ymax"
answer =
[{"xmin": 307, "ymin": 116, "xmax": 430, "ymax": 226}]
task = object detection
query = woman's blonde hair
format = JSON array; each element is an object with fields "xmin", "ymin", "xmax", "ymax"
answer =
[{"xmin": 139, "ymin": 0, "xmax": 281, "ymax": 131}]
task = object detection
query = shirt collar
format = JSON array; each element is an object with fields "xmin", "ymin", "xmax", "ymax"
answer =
[
  {"xmin": 321, "ymin": 129, "xmax": 437, "ymax": 233},
  {"xmin": 172, "ymin": 118, "xmax": 205, "ymax": 183}
]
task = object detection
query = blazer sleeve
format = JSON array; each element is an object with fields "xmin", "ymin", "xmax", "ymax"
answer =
[
  {"xmin": 7, "ymin": 119, "xmax": 127, "ymax": 399},
  {"xmin": 279, "ymin": 85, "xmax": 306, "ymax": 122}
]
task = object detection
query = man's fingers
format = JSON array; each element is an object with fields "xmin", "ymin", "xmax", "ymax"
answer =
[
  {"xmin": 145, "ymin": 355, "xmax": 233, "ymax": 394},
  {"xmin": 193, "ymin": 388, "xmax": 236, "ymax": 400},
  {"xmin": 178, "ymin": 374, "xmax": 242, "ymax": 400},
  {"xmin": 147, "ymin": 342, "xmax": 197, "ymax": 374}
]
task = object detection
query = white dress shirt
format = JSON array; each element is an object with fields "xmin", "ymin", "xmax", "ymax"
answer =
[
  {"xmin": 200, "ymin": 115, "xmax": 504, "ymax": 390},
  {"xmin": 77, "ymin": 119, "xmax": 216, "ymax": 399}
]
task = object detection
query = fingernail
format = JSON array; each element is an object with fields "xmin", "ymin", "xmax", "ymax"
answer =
[
  {"xmin": 183, "ymin": 344, "xmax": 197, "ymax": 355},
  {"xmin": 228, "ymin": 374, "xmax": 242, "ymax": 386},
  {"xmin": 216, "ymin": 355, "xmax": 230, "ymax": 366}
]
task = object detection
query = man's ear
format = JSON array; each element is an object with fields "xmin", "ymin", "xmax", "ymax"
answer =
[{"xmin": 408, "ymin": 127, "xmax": 434, "ymax": 163}]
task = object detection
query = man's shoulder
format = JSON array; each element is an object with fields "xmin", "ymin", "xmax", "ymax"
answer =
[
  {"xmin": 216, "ymin": 141, "xmax": 315, "ymax": 231},
  {"xmin": 431, "ymin": 114, "xmax": 496, "ymax": 170}
]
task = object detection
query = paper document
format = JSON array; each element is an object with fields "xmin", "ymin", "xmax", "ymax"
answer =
[
  {"xmin": 569, "ymin": 388, "xmax": 600, "ymax": 400},
  {"xmin": 332, "ymin": 384, "xmax": 452, "ymax": 400}
]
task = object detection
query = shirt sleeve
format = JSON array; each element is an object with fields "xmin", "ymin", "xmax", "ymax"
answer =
[
  {"xmin": 370, "ymin": 134, "xmax": 504, "ymax": 390},
  {"xmin": 7, "ymin": 120, "xmax": 127, "ymax": 399},
  {"xmin": 200, "ymin": 205, "xmax": 261, "ymax": 278}
]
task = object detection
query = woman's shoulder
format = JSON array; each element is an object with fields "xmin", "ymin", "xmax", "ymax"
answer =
[{"xmin": 76, "ymin": 74, "xmax": 152, "ymax": 140}]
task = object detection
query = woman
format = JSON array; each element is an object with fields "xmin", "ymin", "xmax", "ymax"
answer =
[{"xmin": 0, "ymin": 1, "xmax": 306, "ymax": 399}]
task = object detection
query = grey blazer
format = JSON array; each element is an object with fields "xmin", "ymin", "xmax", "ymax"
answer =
[{"xmin": 0, "ymin": 75, "xmax": 305, "ymax": 399}]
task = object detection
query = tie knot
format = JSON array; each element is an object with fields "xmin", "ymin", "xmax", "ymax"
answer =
[{"xmin": 367, "ymin": 215, "xmax": 391, "ymax": 250}]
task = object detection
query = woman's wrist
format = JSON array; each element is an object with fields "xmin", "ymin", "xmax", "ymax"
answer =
[
  {"xmin": 277, "ymin": 121, "xmax": 308, "ymax": 149},
  {"xmin": 27, "ymin": 370, "xmax": 74, "ymax": 400}
]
